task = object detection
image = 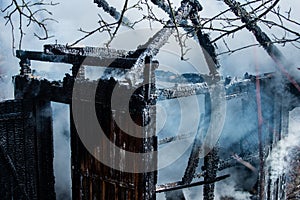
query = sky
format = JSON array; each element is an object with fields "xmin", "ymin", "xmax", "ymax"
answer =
[
  {"xmin": 1, "ymin": 0, "xmax": 300, "ymax": 76},
  {"xmin": 0, "ymin": 0, "xmax": 299, "ymax": 81},
  {"xmin": 0, "ymin": 0, "xmax": 300, "ymax": 199}
]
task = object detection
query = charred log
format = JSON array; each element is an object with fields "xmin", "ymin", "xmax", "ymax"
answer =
[{"xmin": 156, "ymin": 174, "xmax": 230, "ymax": 193}]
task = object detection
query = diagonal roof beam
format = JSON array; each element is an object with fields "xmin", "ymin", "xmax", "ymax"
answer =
[
  {"xmin": 156, "ymin": 174, "xmax": 230, "ymax": 193},
  {"xmin": 125, "ymin": 1, "xmax": 198, "ymax": 86}
]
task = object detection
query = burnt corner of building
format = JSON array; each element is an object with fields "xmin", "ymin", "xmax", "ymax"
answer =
[{"xmin": 0, "ymin": 44, "xmax": 159, "ymax": 200}]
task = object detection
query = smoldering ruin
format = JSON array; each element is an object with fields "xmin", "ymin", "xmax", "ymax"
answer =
[{"xmin": 1, "ymin": 0, "xmax": 300, "ymax": 200}]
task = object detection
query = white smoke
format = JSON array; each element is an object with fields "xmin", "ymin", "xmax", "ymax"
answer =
[
  {"xmin": 266, "ymin": 107, "xmax": 300, "ymax": 182},
  {"xmin": 215, "ymin": 180, "xmax": 252, "ymax": 200},
  {"xmin": 0, "ymin": 76, "xmax": 14, "ymax": 101},
  {"xmin": 0, "ymin": 18, "xmax": 18, "ymax": 101},
  {"xmin": 156, "ymin": 178, "xmax": 253, "ymax": 200},
  {"xmin": 52, "ymin": 102, "xmax": 72, "ymax": 200}
]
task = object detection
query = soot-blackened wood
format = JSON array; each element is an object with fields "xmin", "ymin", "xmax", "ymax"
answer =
[
  {"xmin": 0, "ymin": 99, "xmax": 55, "ymax": 200},
  {"xmin": 70, "ymin": 65, "xmax": 157, "ymax": 200},
  {"xmin": 16, "ymin": 50, "xmax": 137, "ymax": 69}
]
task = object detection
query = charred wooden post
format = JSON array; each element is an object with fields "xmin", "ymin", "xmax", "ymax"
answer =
[
  {"xmin": 19, "ymin": 57, "xmax": 31, "ymax": 75},
  {"xmin": 189, "ymin": 5, "xmax": 223, "ymax": 199},
  {"xmin": 0, "ymin": 99, "xmax": 55, "ymax": 200},
  {"xmin": 202, "ymin": 98, "xmax": 219, "ymax": 200},
  {"xmin": 259, "ymin": 77, "xmax": 274, "ymax": 200},
  {"xmin": 72, "ymin": 63, "xmax": 85, "ymax": 79},
  {"xmin": 70, "ymin": 56, "xmax": 158, "ymax": 200}
]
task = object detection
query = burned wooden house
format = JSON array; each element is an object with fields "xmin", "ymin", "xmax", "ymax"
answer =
[{"xmin": 1, "ymin": 0, "xmax": 300, "ymax": 200}]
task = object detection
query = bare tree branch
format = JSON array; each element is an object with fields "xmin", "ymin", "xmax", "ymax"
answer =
[
  {"xmin": 1, "ymin": 0, "xmax": 58, "ymax": 52},
  {"xmin": 211, "ymin": 0, "xmax": 280, "ymax": 43}
]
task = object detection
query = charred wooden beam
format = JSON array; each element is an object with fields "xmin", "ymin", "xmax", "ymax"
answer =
[
  {"xmin": 156, "ymin": 174, "xmax": 230, "ymax": 193},
  {"xmin": 125, "ymin": 28, "xmax": 174, "ymax": 86},
  {"xmin": 157, "ymin": 82, "xmax": 209, "ymax": 100},
  {"xmin": 218, "ymin": 152, "xmax": 259, "ymax": 171},
  {"xmin": 13, "ymin": 72, "xmax": 277, "ymax": 105},
  {"xmin": 158, "ymin": 76, "xmax": 271, "ymax": 101},
  {"xmin": 128, "ymin": 0, "xmax": 218, "ymax": 87},
  {"xmin": 16, "ymin": 50, "xmax": 137, "ymax": 69},
  {"xmin": 158, "ymin": 132, "xmax": 194, "ymax": 145}
]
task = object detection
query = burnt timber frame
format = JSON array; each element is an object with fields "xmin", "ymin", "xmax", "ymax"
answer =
[
  {"xmin": 0, "ymin": 0, "xmax": 299, "ymax": 199},
  {"xmin": 2, "ymin": 1, "xmax": 300, "ymax": 198},
  {"xmin": 13, "ymin": 44, "xmax": 159, "ymax": 200},
  {"xmin": 6, "ymin": 41, "xmax": 299, "ymax": 200}
]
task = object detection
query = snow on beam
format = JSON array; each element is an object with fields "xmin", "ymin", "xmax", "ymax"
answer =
[
  {"xmin": 16, "ymin": 50, "xmax": 137, "ymax": 68},
  {"xmin": 43, "ymin": 44, "xmax": 131, "ymax": 58},
  {"xmin": 157, "ymin": 82, "xmax": 209, "ymax": 100},
  {"xmin": 158, "ymin": 132, "xmax": 194, "ymax": 145}
]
